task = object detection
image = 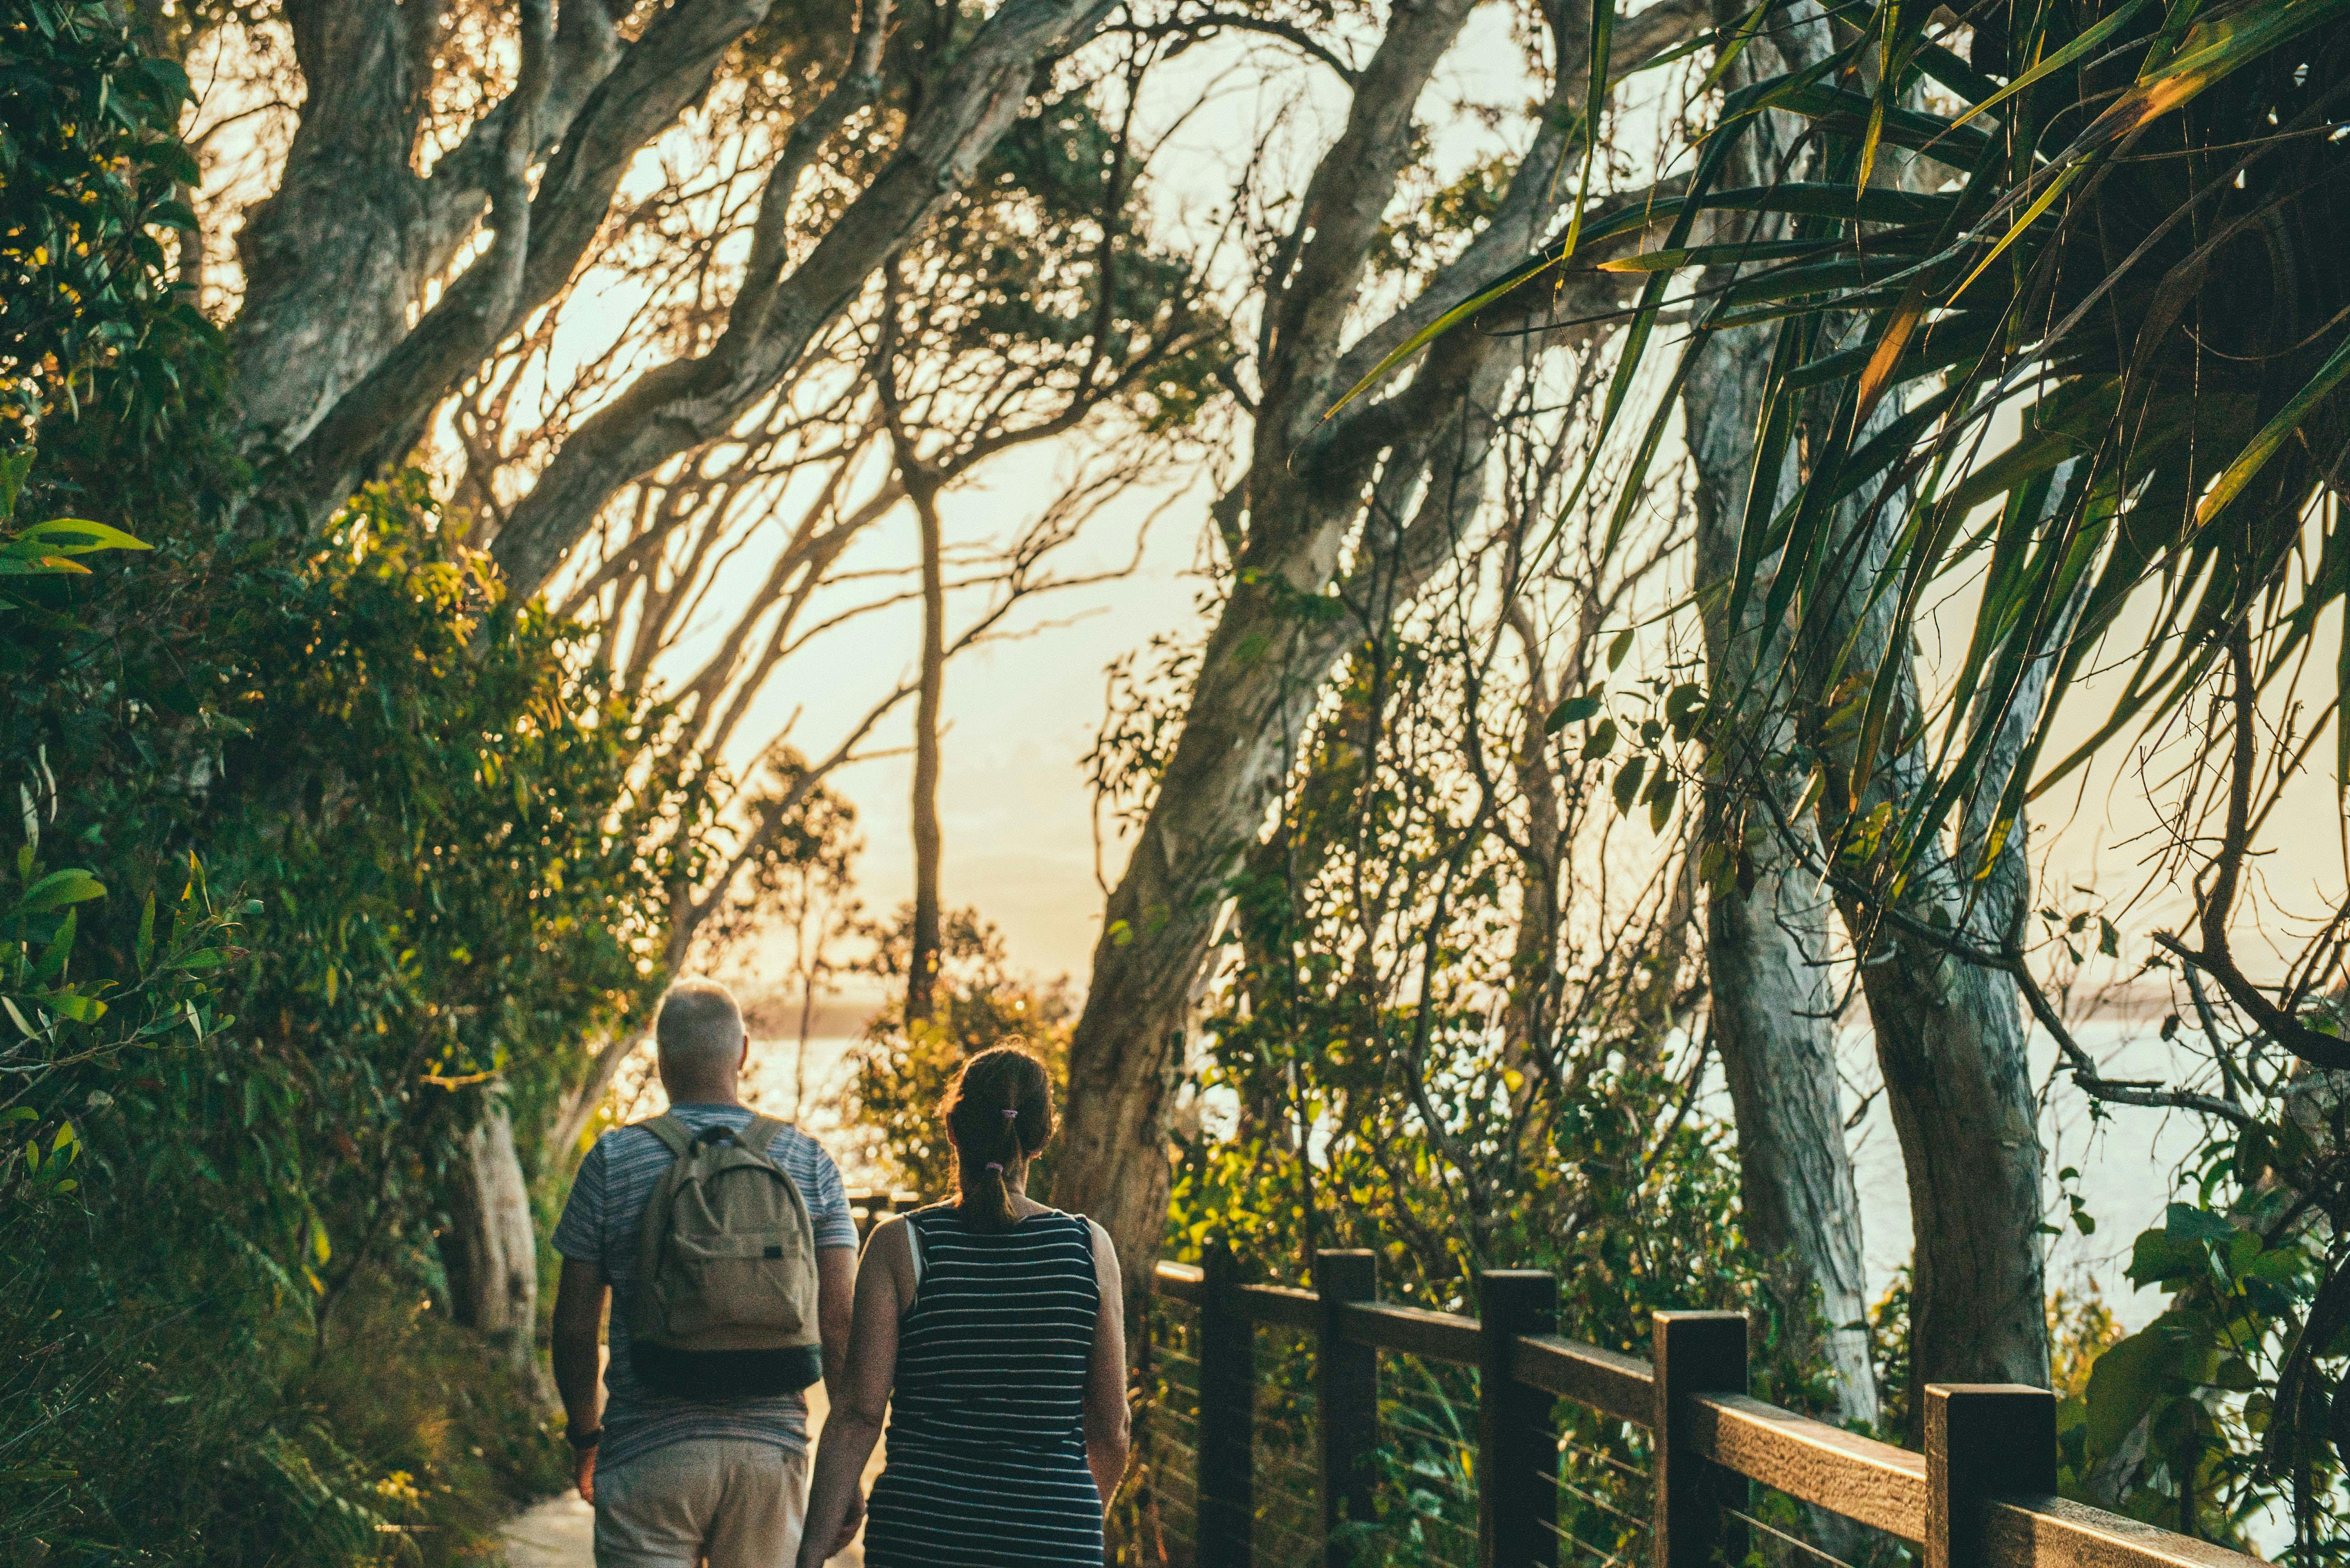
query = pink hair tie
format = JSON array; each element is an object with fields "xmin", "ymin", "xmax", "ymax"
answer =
[
  {"xmin": 985, "ymin": 1162, "xmax": 1004, "ymax": 1174},
  {"xmin": 1001, "ymin": 1108, "xmax": 1019, "ymax": 1121}
]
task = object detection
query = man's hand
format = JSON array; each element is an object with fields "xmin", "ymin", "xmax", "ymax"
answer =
[{"xmin": 552, "ymin": 1258, "xmax": 608, "ymax": 1508}]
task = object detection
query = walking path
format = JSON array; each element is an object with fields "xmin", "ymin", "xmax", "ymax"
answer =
[{"xmin": 500, "ymin": 1382, "xmax": 879, "ymax": 1567}]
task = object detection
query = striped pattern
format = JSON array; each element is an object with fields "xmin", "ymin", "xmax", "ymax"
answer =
[
  {"xmin": 862, "ymin": 1206, "xmax": 1105, "ymax": 1567},
  {"xmin": 551, "ymin": 1103, "xmax": 855, "ymax": 1472}
]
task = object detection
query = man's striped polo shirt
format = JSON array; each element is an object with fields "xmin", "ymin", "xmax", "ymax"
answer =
[{"xmin": 552, "ymin": 1102, "xmax": 857, "ymax": 1473}]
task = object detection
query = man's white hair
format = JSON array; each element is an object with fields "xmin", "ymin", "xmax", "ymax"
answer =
[{"xmin": 655, "ymin": 977, "xmax": 744, "ymax": 1078}]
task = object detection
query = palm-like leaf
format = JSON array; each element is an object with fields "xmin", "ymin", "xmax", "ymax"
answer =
[{"xmin": 1366, "ymin": 0, "xmax": 2349, "ymax": 905}]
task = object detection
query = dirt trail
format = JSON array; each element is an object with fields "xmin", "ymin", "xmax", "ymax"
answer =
[{"xmin": 500, "ymin": 1383, "xmax": 876, "ymax": 1567}]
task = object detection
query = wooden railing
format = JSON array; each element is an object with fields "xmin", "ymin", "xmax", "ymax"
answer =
[{"xmin": 1149, "ymin": 1246, "xmax": 2268, "ymax": 1568}]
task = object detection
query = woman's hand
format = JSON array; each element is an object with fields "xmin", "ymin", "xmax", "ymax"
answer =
[
  {"xmin": 832, "ymin": 1490, "xmax": 865, "ymax": 1553},
  {"xmin": 798, "ymin": 1491, "xmax": 864, "ymax": 1564},
  {"xmin": 573, "ymin": 1442, "xmax": 597, "ymax": 1504}
]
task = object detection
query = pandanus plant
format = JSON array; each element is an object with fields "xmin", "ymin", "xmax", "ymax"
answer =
[
  {"xmin": 1348, "ymin": 0, "xmax": 2350, "ymax": 1524},
  {"xmin": 1351, "ymin": 0, "xmax": 2350, "ymax": 1062}
]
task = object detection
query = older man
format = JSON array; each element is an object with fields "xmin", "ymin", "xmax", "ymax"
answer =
[{"xmin": 552, "ymin": 978, "xmax": 861, "ymax": 1566}]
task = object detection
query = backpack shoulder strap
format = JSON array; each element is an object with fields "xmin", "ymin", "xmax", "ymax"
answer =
[
  {"xmin": 740, "ymin": 1115, "xmax": 788, "ymax": 1157},
  {"xmin": 638, "ymin": 1113, "xmax": 692, "ymax": 1158}
]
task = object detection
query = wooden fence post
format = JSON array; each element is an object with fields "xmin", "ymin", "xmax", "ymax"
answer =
[
  {"xmin": 1480, "ymin": 1269, "xmax": 1559, "ymax": 1568},
  {"xmin": 1197, "ymin": 1240, "xmax": 1255, "ymax": 1565},
  {"xmin": 1652, "ymin": 1311, "xmax": 1748, "ymax": 1568},
  {"xmin": 1317, "ymin": 1248, "xmax": 1379, "ymax": 1568},
  {"xmin": 1925, "ymin": 1384, "xmax": 2055, "ymax": 1568}
]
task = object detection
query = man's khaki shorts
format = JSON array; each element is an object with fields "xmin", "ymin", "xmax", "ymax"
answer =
[{"xmin": 594, "ymin": 1438, "xmax": 809, "ymax": 1567}]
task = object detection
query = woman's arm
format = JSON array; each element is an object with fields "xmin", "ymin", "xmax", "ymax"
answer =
[
  {"xmin": 797, "ymin": 1216, "xmax": 913, "ymax": 1567},
  {"xmin": 1081, "ymin": 1219, "xmax": 1132, "ymax": 1512}
]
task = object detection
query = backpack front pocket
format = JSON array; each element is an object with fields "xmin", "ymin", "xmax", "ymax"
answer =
[{"xmin": 655, "ymin": 1229, "xmax": 807, "ymax": 1341}]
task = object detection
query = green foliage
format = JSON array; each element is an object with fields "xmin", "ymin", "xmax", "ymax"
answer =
[
  {"xmin": 1373, "ymin": 0, "xmax": 2350, "ymax": 947},
  {"xmin": 0, "ymin": 8, "xmax": 693, "ymax": 1561},
  {"xmin": 2, "ymin": 460, "xmax": 681, "ymax": 1560},
  {"xmin": 849, "ymin": 907, "xmax": 1072, "ymax": 1196},
  {"xmin": 2059, "ymin": 1108, "xmax": 2350, "ymax": 1557},
  {"xmin": 0, "ymin": 0, "xmax": 209, "ymax": 451}
]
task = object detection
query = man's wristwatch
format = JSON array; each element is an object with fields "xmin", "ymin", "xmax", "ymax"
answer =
[{"xmin": 568, "ymin": 1427, "xmax": 602, "ymax": 1452}]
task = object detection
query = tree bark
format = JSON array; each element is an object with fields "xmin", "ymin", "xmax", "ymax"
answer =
[
  {"xmin": 907, "ymin": 473, "xmax": 947, "ymax": 1022},
  {"xmin": 1678, "ymin": 0, "xmax": 1879, "ymax": 1422},
  {"xmin": 229, "ymin": 0, "xmax": 440, "ymax": 444},
  {"xmin": 1686, "ymin": 323, "xmax": 1880, "ymax": 1429},
  {"xmin": 439, "ymin": 1102, "xmax": 539, "ymax": 1373},
  {"xmin": 487, "ymin": 0, "xmax": 1117, "ymax": 598},
  {"xmin": 1798, "ymin": 456, "xmax": 2054, "ymax": 1420},
  {"xmin": 230, "ymin": 0, "xmax": 632, "ymax": 445}
]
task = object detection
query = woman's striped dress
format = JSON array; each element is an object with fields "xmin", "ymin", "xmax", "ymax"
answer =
[{"xmin": 862, "ymin": 1205, "xmax": 1105, "ymax": 1567}]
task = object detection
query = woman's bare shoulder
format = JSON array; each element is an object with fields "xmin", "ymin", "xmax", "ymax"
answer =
[{"xmin": 862, "ymin": 1211, "xmax": 915, "ymax": 1265}]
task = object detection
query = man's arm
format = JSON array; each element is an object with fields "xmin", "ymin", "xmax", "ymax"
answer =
[
  {"xmin": 552, "ymin": 1256, "xmax": 608, "ymax": 1500},
  {"xmin": 816, "ymin": 1245, "xmax": 856, "ymax": 1405}
]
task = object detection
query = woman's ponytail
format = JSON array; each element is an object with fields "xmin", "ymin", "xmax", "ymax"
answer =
[{"xmin": 941, "ymin": 1046, "xmax": 1054, "ymax": 1231}]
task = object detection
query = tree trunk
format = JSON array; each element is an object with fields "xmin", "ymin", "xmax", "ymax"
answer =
[
  {"xmin": 229, "ymin": 0, "xmax": 630, "ymax": 447},
  {"xmin": 228, "ymin": 2, "xmax": 438, "ymax": 445},
  {"xmin": 907, "ymin": 475, "xmax": 946, "ymax": 1022},
  {"xmin": 1054, "ymin": 371, "xmax": 1506, "ymax": 1302},
  {"xmin": 440, "ymin": 1102, "xmax": 540, "ymax": 1374},
  {"xmin": 1798, "ymin": 454, "xmax": 2052, "ymax": 1421},
  {"xmin": 1686, "ymin": 322, "xmax": 1881, "ymax": 1429}
]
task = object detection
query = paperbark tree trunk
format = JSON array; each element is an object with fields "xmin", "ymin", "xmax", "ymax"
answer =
[
  {"xmin": 439, "ymin": 1103, "xmax": 540, "ymax": 1373},
  {"xmin": 1049, "ymin": 0, "xmax": 1704, "ymax": 1305},
  {"xmin": 230, "ymin": 0, "xmax": 630, "ymax": 446},
  {"xmin": 1686, "ymin": 322, "xmax": 1880, "ymax": 1429}
]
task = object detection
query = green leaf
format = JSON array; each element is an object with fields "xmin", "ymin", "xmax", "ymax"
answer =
[
  {"xmin": 1546, "ymin": 693, "xmax": 1604, "ymax": 733},
  {"xmin": 1612, "ymin": 756, "xmax": 1647, "ymax": 814},
  {"xmin": 2194, "ymin": 332, "xmax": 2350, "ymax": 529},
  {"xmin": 1554, "ymin": 0, "xmax": 1619, "ymax": 266},
  {"xmin": 1647, "ymin": 774, "xmax": 1679, "ymax": 832},
  {"xmin": 21, "ymin": 869, "xmax": 105, "ymax": 912},
  {"xmin": 2165, "ymin": 1203, "xmax": 2233, "ymax": 1242},
  {"xmin": 1581, "ymin": 718, "xmax": 1620, "ymax": 759},
  {"xmin": 2084, "ymin": 1318, "xmax": 2191, "ymax": 1459},
  {"xmin": 44, "ymin": 990, "xmax": 105, "ymax": 1023},
  {"xmin": 1664, "ymin": 681, "xmax": 1706, "ymax": 740},
  {"xmin": 0, "ymin": 448, "xmax": 32, "ymax": 521},
  {"xmin": 16, "ymin": 518, "xmax": 151, "ymax": 555}
]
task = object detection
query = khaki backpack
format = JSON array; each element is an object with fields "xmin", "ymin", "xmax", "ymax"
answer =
[{"xmin": 628, "ymin": 1113, "xmax": 823, "ymax": 1399}]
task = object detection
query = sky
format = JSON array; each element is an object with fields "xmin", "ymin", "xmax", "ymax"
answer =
[{"xmin": 731, "ymin": 457, "xmax": 1219, "ymax": 989}]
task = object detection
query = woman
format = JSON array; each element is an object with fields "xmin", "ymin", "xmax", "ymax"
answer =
[{"xmin": 797, "ymin": 1046, "xmax": 1130, "ymax": 1567}]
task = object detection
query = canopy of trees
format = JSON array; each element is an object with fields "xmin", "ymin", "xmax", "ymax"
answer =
[{"xmin": 4, "ymin": 0, "xmax": 2346, "ymax": 1561}]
